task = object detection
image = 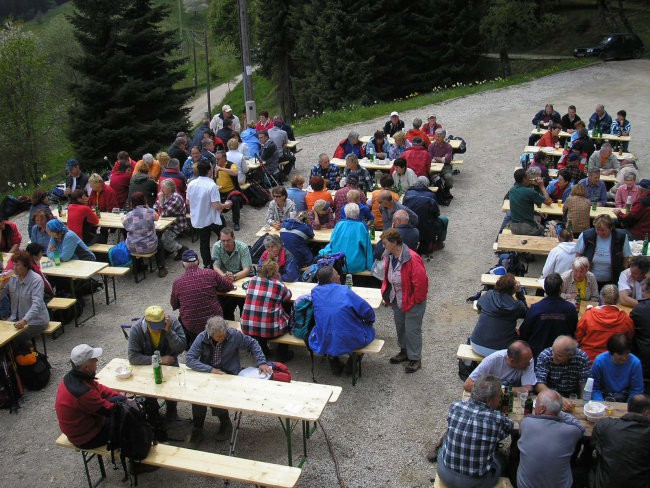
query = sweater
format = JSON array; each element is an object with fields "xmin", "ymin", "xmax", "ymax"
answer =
[
  {"xmin": 471, "ymin": 290, "xmax": 528, "ymax": 350},
  {"xmin": 318, "ymin": 220, "xmax": 373, "ymax": 273},
  {"xmin": 541, "ymin": 242, "xmax": 576, "ymax": 279},
  {"xmin": 591, "ymin": 352, "xmax": 644, "ymax": 401},
  {"xmin": 519, "ymin": 296, "xmax": 578, "ymax": 358}
]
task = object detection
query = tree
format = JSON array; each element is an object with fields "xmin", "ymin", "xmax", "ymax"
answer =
[
  {"xmin": 0, "ymin": 24, "xmax": 56, "ymax": 189},
  {"xmin": 68, "ymin": 0, "xmax": 190, "ymax": 170}
]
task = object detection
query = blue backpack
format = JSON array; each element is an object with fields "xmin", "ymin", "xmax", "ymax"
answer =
[
  {"xmin": 108, "ymin": 241, "xmax": 132, "ymax": 268},
  {"xmin": 300, "ymin": 252, "xmax": 348, "ymax": 283},
  {"xmin": 290, "ymin": 294, "xmax": 314, "ymax": 340}
]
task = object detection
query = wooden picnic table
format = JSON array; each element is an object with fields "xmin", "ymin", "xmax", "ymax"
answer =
[
  {"xmin": 55, "ymin": 210, "xmax": 174, "ymax": 232},
  {"xmin": 331, "ymin": 157, "xmax": 393, "ymax": 171},
  {"xmin": 525, "ymin": 295, "xmax": 632, "ymax": 315},
  {"xmin": 98, "ymin": 358, "xmax": 341, "ymax": 466},
  {"xmin": 0, "ymin": 321, "xmax": 25, "ymax": 348},
  {"xmin": 223, "ymin": 277, "xmax": 383, "ymax": 309},
  {"xmin": 256, "ymin": 225, "xmax": 381, "ymax": 245},
  {"xmin": 501, "ymin": 199, "xmax": 617, "ymax": 219},
  {"xmin": 359, "ymin": 135, "xmax": 463, "ymax": 150},
  {"xmin": 524, "ymin": 146, "xmax": 634, "ymax": 161},
  {"xmin": 547, "ymin": 168, "xmax": 617, "ymax": 183},
  {"xmin": 529, "ymin": 128, "xmax": 631, "ymax": 143},
  {"xmin": 496, "ymin": 234, "xmax": 558, "ymax": 255},
  {"xmin": 286, "ymin": 140, "xmax": 300, "ymax": 151}
]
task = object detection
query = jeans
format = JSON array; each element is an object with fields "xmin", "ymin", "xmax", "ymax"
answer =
[
  {"xmin": 510, "ymin": 221, "xmax": 545, "ymax": 236},
  {"xmin": 197, "ymin": 223, "xmax": 223, "ymax": 267},
  {"xmin": 469, "ymin": 340, "xmax": 499, "ymax": 358},
  {"xmin": 392, "ymin": 301, "xmax": 426, "ymax": 360},
  {"xmin": 436, "ymin": 447, "xmax": 505, "ymax": 488},
  {"xmin": 192, "ymin": 404, "xmax": 228, "ymax": 429}
]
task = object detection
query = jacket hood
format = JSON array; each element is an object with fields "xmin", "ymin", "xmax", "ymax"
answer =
[
  {"xmin": 589, "ymin": 305, "xmax": 627, "ymax": 325},
  {"xmin": 481, "ymin": 290, "xmax": 523, "ymax": 317},
  {"xmin": 556, "ymin": 242, "xmax": 577, "ymax": 254}
]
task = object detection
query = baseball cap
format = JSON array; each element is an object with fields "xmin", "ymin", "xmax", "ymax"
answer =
[
  {"xmin": 222, "ymin": 104, "xmax": 232, "ymax": 112},
  {"xmin": 427, "ymin": 114, "xmax": 437, "ymax": 119},
  {"xmin": 145, "ymin": 305, "xmax": 166, "ymax": 330},
  {"xmin": 639, "ymin": 179, "xmax": 650, "ymax": 190},
  {"xmin": 70, "ymin": 344, "xmax": 102, "ymax": 367},
  {"xmin": 66, "ymin": 158, "xmax": 79, "ymax": 170},
  {"xmin": 181, "ymin": 249, "xmax": 199, "ymax": 263},
  {"xmin": 390, "ymin": 111, "xmax": 399, "ymax": 117}
]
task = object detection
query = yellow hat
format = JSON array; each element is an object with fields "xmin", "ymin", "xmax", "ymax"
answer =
[{"xmin": 145, "ymin": 306, "xmax": 166, "ymax": 330}]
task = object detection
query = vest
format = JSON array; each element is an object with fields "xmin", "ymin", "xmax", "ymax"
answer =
[{"xmin": 581, "ymin": 228, "xmax": 626, "ymax": 281}]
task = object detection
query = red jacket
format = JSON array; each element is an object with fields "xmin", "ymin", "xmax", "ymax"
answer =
[
  {"xmin": 333, "ymin": 138, "xmax": 365, "ymax": 159},
  {"xmin": 111, "ymin": 158, "xmax": 137, "ymax": 173},
  {"xmin": 619, "ymin": 195, "xmax": 650, "ymax": 240},
  {"xmin": 576, "ymin": 305, "xmax": 634, "ymax": 362},
  {"xmin": 109, "ymin": 170, "xmax": 132, "ymax": 208},
  {"xmin": 421, "ymin": 122, "xmax": 443, "ymax": 137},
  {"xmin": 88, "ymin": 183, "xmax": 118, "ymax": 212},
  {"xmin": 537, "ymin": 131, "xmax": 559, "ymax": 148},
  {"xmin": 67, "ymin": 203, "xmax": 99, "ymax": 241},
  {"xmin": 405, "ymin": 129, "xmax": 431, "ymax": 147},
  {"xmin": 381, "ymin": 246, "xmax": 428, "ymax": 312},
  {"xmin": 55, "ymin": 370, "xmax": 120, "ymax": 446},
  {"xmin": 402, "ymin": 145, "xmax": 432, "ymax": 177},
  {"xmin": 0, "ymin": 220, "xmax": 22, "ymax": 252}
]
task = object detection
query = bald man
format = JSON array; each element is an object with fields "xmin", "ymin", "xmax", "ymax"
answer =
[
  {"xmin": 465, "ymin": 341, "xmax": 536, "ymax": 394},
  {"xmin": 517, "ymin": 389, "xmax": 584, "ymax": 488},
  {"xmin": 535, "ymin": 336, "xmax": 591, "ymax": 411},
  {"xmin": 377, "ymin": 190, "xmax": 418, "ymax": 227}
]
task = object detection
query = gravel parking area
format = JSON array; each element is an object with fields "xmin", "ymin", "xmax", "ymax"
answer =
[{"xmin": 1, "ymin": 59, "xmax": 648, "ymax": 488}]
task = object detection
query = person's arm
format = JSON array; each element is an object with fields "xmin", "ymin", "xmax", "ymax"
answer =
[
  {"xmin": 77, "ymin": 383, "xmax": 120, "ymax": 415},
  {"xmin": 185, "ymin": 334, "xmax": 213, "ymax": 373},
  {"xmin": 630, "ymin": 359, "xmax": 645, "ymax": 398},
  {"xmin": 235, "ymin": 330, "xmax": 267, "ymax": 366},
  {"xmin": 166, "ymin": 317, "xmax": 187, "ymax": 357},
  {"xmin": 21, "ymin": 276, "xmax": 46, "ymax": 324},
  {"xmin": 463, "ymin": 377, "xmax": 475, "ymax": 392},
  {"xmin": 618, "ymin": 287, "xmax": 638, "ymax": 308},
  {"xmin": 217, "ymin": 164, "xmax": 238, "ymax": 177},
  {"xmin": 59, "ymin": 233, "xmax": 79, "ymax": 261},
  {"xmin": 127, "ymin": 323, "xmax": 153, "ymax": 365},
  {"xmin": 557, "ymin": 411, "xmax": 586, "ymax": 432},
  {"xmin": 213, "ymin": 271, "xmax": 235, "ymax": 293},
  {"xmin": 532, "ymin": 179, "xmax": 553, "ymax": 205},
  {"xmin": 532, "ymin": 110, "xmax": 543, "ymax": 125},
  {"xmin": 86, "ymin": 207, "xmax": 100, "ymax": 226},
  {"xmin": 575, "ymin": 313, "xmax": 587, "ymax": 343}
]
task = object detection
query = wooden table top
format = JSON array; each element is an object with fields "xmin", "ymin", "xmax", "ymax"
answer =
[
  {"xmin": 0, "ymin": 321, "xmax": 25, "ymax": 348},
  {"xmin": 55, "ymin": 210, "xmax": 174, "ymax": 232},
  {"xmin": 223, "ymin": 277, "xmax": 382, "ymax": 309},
  {"xmin": 501, "ymin": 200, "xmax": 617, "ymax": 219},
  {"xmin": 529, "ymin": 128, "xmax": 631, "ymax": 143},
  {"xmin": 331, "ymin": 157, "xmax": 393, "ymax": 171},
  {"xmin": 496, "ymin": 234, "xmax": 558, "ymax": 255},
  {"xmin": 547, "ymin": 168, "xmax": 616, "ymax": 183},
  {"xmin": 359, "ymin": 135, "xmax": 462, "ymax": 150},
  {"xmin": 286, "ymin": 140, "xmax": 300, "ymax": 149},
  {"xmin": 256, "ymin": 225, "xmax": 381, "ymax": 245},
  {"xmin": 524, "ymin": 146, "xmax": 634, "ymax": 162},
  {"xmin": 41, "ymin": 259, "xmax": 108, "ymax": 279},
  {"xmin": 525, "ymin": 295, "xmax": 632, "ymax": 315},
  {"xmin": 98, "ymin": 358, "xmax": 341, "ymax": 422}
]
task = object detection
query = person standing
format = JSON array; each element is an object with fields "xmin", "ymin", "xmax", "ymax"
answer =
[
  {"xmin": 186, "ymin": 160, "xmax": 231, "ymax": 267},
  {"xmin": 381, "ymin": 228, "xmax": 428, "ymax": 373}
]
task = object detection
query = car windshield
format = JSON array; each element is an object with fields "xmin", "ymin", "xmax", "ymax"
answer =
[{"xmin": 598, "ymin": 36, "xmax": 613, "ymax": 45}]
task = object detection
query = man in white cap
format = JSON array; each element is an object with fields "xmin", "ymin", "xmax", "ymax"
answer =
[
  {"xmin": 210, "ymin": 104, "xmax": 241, "ymax": 132},
  {"xmin": 383, "ymin": 111, "xmax": 404, "ymax": 137},
  {"xmin": 55, "ymin": 344, "xmax": 127, "ymax": 448},
  {"xmin": 128, "ymin": 306, "xmax": 186, "ymax": 420}
]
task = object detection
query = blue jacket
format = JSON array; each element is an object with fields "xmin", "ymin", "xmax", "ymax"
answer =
[
  {"xmin": 186, "ymin": 328, "xmax": 267, "ymax": 375},
  {"xmin": 308, "ymin": 283, "xmax": 375, "ymax": 356},
  {"xmin": 340, "ymin": 203, "xmax": 374, "ymax": 223},
  {"xmin": 241, "ymin": 128, "xmax": 261, "ymax": 158},
  {"xmin": 591, "ymin": 352, "xmax": 644, "ymax": 402},
  {"xmin": 470, "ymin": 290, "xmax": 528, "ymax": 350},
  {"xmin": 182, "ymin": 155, "xmax": 208, "ymax": 180},
  {"xmin": 403, "ymin": 185, "xmax": 441, "ymax": 242},
  {"xmin": 588, "ymin": 111, "xmax": 613, "ymax": 134},
  {"xmin": 280, "ymin": 218, "xmax": 315, "ymax": 268},
  {"xmin": 318, "ymin": 220, "xmax": 373, "ymax": 273},
  {"xmin": 191, "ymin": 123, "xmax": 210, "ymax": 148},
  {"xmin": 47, "ymin": 231, "xmax": 96, "ymax": 262},
  {"xmin": 365, "ymin": 136, "xmax": 391, "ymax": 157},
  {"xmin": 258, "ymin": 249, "xmax": 300, "ymax": 282},
  {"xmin": 546, "ymin": 178, "xmax": 573, "ymax": 202},
  {"xmin": 519, "ymin": 296, "xmax": 579, "ymax": 358},
  {"xmin": 532, "ymin": 109, "xmax": 561, "ymax": 126},
  {"xmin": 287, "ymin": 188, "xmax": 307, "ymax": 212}
]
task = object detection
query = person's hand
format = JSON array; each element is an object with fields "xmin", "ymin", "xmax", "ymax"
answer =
[
  {"xmin": 272, "ymin": 222, "xmax": 281, "ymax": 230},
  {"xmin": 225, "ymin": 271, "xmax": 235, "ymax": 282},
  {"xmin": 64, "ymin": 188, "xmax": 71, "ymax": 196},
  {"xmin": 48, "ymin": 243, "xmax": 56, "ymax": 252},
  {"xmin": 14, "ymin": 320, "xmax": 27, "ymax": 330},
  {"xmin": 157, "ymin": 191, "xmax": 164, "ymax": 202},
  {"xmin": 164, "ymin": 315, "xmax": 171, "ymax": 332},
  {"xmin": 224, "ymin": 200, "xmax": 233, "ymax": 209},
  {"xmin": 562, "ymin": 398, "xmax": 576, "ymax": 412},
  {"xmin": 514, "ymin": 282, "xmax": 521, "ymax": 293},
  {"xmin": 259, "ymin": 364, "xmax": 273, "ymax": 375},
  {"xmin": 160, "ymin": 355, "xmax": 175, "ymax": 366},
  {"xmin": 613, "ymin": 208, "xmax": 622, "ymax": 216},
  {"xmin": 211, "ymin": 368, "xmax": 225, "ymax": 375}
]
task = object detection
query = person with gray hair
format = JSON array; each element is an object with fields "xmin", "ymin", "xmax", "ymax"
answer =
[
  {"xmin": 258, "ymin": 233, "xmax": 299, "ymax": 282},
  {"xmin": 333, "ymin": 130, "xmax": 365, "ymax": 160},
  {"xmin": 167, "ymin": 135, "xmax": 188, "ymax": 163},
  {"xmin": 535, "ymin": 336, "xmax": 591, "ymax": 406},
  {"xmin": 589, "ymin": 142, "xmax": 620, "ymax": 176},
  {"xmin": 517, "ymin": 388, "xmax": 584, "ymax": 488},
  {"xmin": 465, "ymin": 341, "xmax": 536, "ymax": 393},
  {"xmin": 309, "ymin": 153, "xmax": 341, "ymax": 190},
  {"xmin": 436, "ymin": 375, "xmax": 513, "ymax": 486},
  {"xmin": 185, "ymin": 315, "xmax": 271, "ymax": 448},
  {"xmin": 153, "ymin": 178, "xmax": 188, "ymax": 260},
  {"xmin": 560, "ymin": 257, "xmax": 599, "ymax": 302},
  {"xmin": 577, "ymin": 166, "xmax": 608, "ymax": 206},
  {"xmin": 403, "ymin": 172, "xmax": 448, "ymax": 253},
  {"xmin": 587, "ymin": 103, "xmax": 612, "ymax": 135},
  {"xmin": 158, "ymin": 157, "xmax": 187, "ymax": 199}
]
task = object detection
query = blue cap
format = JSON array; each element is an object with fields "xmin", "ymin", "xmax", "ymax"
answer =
[
  {"xmin": 181, "ymin": 249, "xmax": 199, "ymax": 263},
  {"xmin": 65, "ymin": 158, "xmax": 79, "ymax": 170}
]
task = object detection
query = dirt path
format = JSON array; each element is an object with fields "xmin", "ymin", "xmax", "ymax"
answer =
[
  {"xmin": 187, "ymin": 73, "xmax": 243, "ymax": 124},
  {"xmin": 2, "ymin": 60, "xmax": 649, "ymax": 487}
]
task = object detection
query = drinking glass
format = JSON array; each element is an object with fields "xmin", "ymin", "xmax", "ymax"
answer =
[
  {"xmin": 177, "ymin": 368, "xmax": 186, "ymax": 387},
  {"xmin": 519, "ymin": 392, "xmax": 528, "ymax": 408},
  {"xmin": 605, "ymin": 396, "xmax": 616, "ymax": 415}
]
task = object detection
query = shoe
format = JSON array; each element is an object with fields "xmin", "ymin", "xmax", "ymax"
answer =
[
  {"xmin": 188, "ymin": 427, "xmax": 203, "ymax": 450},
  {"xmin": 128, "ymin": 462, "xmax": 159, "ymax": 475},
  {"xmin": 215, "ymin": 415, "xmax": 233, "ymax": 442},
  {"xmin": 405, "ymin": 360, "xmax": 421, "ymax": 373},
  {"xmin": 234, "ymin": 223, "xmax": 240, "ymax": 231},
  {"xmin": 174, "ymin": 246, "xmax": 188, "ymax": 261},
  {"xmin": 158, "ymin": 267, "xmax": 168, "ymax": 278},
  {"xmin": 343, "ymin": 355, "xmax": 355, "ymax": 376},
  {"xmin": 389, "ymin": 349, "xmax": 408, "ymax": 364}
]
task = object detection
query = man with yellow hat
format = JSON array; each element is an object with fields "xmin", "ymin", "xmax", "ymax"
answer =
[{"xmin": 127, "ymin": 305, "xmax": 186, "ymax": 420}]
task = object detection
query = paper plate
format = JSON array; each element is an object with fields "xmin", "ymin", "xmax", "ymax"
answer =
[{"xmin": 238, "ymin": 366, "xmax": 271, "ymax": 380}]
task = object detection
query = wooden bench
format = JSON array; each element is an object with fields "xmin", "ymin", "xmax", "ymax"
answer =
[
  {"xmin": 456, "ymin": 343, "xmax": 485, "ymax": 364},
  {"xmin": 240, "ymin": 182, "xmax": 251, "ymax": 190},
  {"xmin": 31, "ymin": 321, "xmax": 63, "ymax": 356},
  {"xmin": 56, "ymin": 433, "xmax": 301, "ymax": 488},
  {"xmin": 434, "ymin": 476, "xmax": 511, "ymax": 488},
  {"xmin": 480, "ymin": 274, "xmax": 543, "ymax": 290},
  {"xmin": 48, "ymin": 297, "xmax": 78, "ymax": 328},
  {"xmin": 130, "ymin": 252, "xmax": 157, "ymax": 283},
  {"xmin": 98, "ymin": 267, "xmax": 131, "ymax": 304},
  {"xmin": 88, "ymin": 243, "xmax": 114, "ymax": 255}
]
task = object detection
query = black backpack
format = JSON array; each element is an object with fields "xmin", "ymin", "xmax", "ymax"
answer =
[
  {"xmin": 108, "ymin": 399, "xmax": 155, "ymax": 479},
  {"xmin": 432, "ymin": 175, "xmax": 453, "ymax": 206},
  {"xmin": 243, "ymin": 181, "xmax": 271, "ymax": 208},
  {"xmin": 16, "ymin": 350, "xmax": 51, "ymax": 390},
  {"xmin": 250, "ymin": 233, "xmax": 269, "ymax": 264},
  {"xmin": 447, "ymin": 134, "xmax": 467, "ymax": 154}
]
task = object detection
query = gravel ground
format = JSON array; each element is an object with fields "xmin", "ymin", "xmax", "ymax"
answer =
[{"xmin": 1, "ymin": 60, "xmax": 649, "ymax": 488}]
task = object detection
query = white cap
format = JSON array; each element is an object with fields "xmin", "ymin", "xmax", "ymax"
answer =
[
  {"xmin": 390, "ymin": 111, "xmax": 399, "ymax": 117},
  {"xmin": 585, "ymin": 377, "xmax": 594, "ymax": 391},
  {"xmin": 70, "ymin": 344, "xmax": 102, "ymax": 367},
  {"xmin": 222, "ymin": 104, "xmax": 232, "ymax": 112}
]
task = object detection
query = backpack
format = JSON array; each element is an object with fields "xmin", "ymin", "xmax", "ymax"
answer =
[
  {"xmin": 446, "ymin": 134, "xmax": 467, "ymax": 154},
  {"xmin": 243, "ymin": 181, "xmax": 271, "ymax": 208},
  {"xmin": 15, "ymin": 349, "xmax": 51, "ymax": 391},
  {"xmin": 0, "ymin": 356, "xmax": 22, "ymax": 410},
  {"xmin": 108, "ymin": 399, "xmax": 155, "ymax": 479},
  {"xmin": 108, "ymin": 241, "xmax": 132, "ymax": 267},
  {"xmin": 270, "ymin": 362, "xmax": 292, "ymax": 382},
  {"xmin": 313, "ymin": 252, "xmax": 348, "ymax": 282},
  {"xmin": 290, "ymin": 294, "xmax": 315, "ymax": 340},
  {"xmin": 74, "ymin": 277, "xmax": 103, "ymax": 296},
  {"xmin": 250, "ymin": 233, "xmax": 269, "ymax": 264},
  {"xmin": 490, "ymin": 252, "xmax": 528, "ymax": 277},
  {"xmin": 138, "ymin": 397, "xmax": 167, "ymax": 443},
  {"xmin": 432, "ymin": 175, "xmax": 453, "ymax": 206}
]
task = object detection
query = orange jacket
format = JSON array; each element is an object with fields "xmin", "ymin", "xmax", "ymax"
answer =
[{"xmin": 576, "ymin": 305, "xmax": 634, "ymax": 362}]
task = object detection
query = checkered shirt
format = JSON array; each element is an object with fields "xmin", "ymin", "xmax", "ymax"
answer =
[
  {"xmin": 442, "ymin": 399, "xmax": 513, "ymax": 478},
  {"xmin": 310, "ymin": 163, "xmax": 341, "ymax": 190},
  {"xmin": 343, "ymin": 167, "xmax": 374, "ymax": 193},
  {"xmin": 333, "ymin": 185, "xmax": 367, "ymax": 214},
  {"xmin": 170, "ymin": 267, "xmax": 234, "ymax": 334},
  {"xmin": 535, "ymin": 347, "xmax": 591, "ymax": 396},
  {"xmin": 210, "ymin": 339, "xmax": 223, "ymax": 369},
  {"xmin": 153, "ymin": 192, "xmax": 187, "ymax": 234},
  {"xmin": 564, "ymin": 166, "xmax": 586, "ymax": 184},
  {"xmin": 240, "ymin": 276, "xmax": 292, "ymax": 338},
  {"xmin": 564, "ymin": 195, "xmax": 591, "ymax": 234},
  {"xmin": 123, "ymin": 206, "xmax": 157, "ymax": 254}
]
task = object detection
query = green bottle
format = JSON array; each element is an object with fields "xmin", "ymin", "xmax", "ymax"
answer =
[
  {"xmin": 53, "ymin": 250, "xmax": 61, "ymax": 266},
  {"xmin": 575, "ymin": 293, "xmax": 581, "ymax": 312},
  {"xmin": 591, "ymin": 198, "xmax": 598, "ymax": 211},
  {"xmin": 524, "ymin": 396, "xmax": 534, "ymax": 416},
  {"xmin": 152, "ymin": 351, "xmax": 163, "ymax": 384},
  {"xmin": 57, "ymin": 202, "xmax": 63, "ymax": 217},
  {"xmin": 643, "ymin": 233, "xmax": 649, "ymax": 256},
  {"xmin": 94, "ymin": 202, "xmax": 101, "ymax": 218},
  {"xmin": 564, "ymin": 140, "xmax": 569, "ymax": 150},
  {"xmin": 369, "ymin": 222, "xmax": 375, "ymax": 240},
  {"xmin": 397, "ymin": 180, "xmax": 403, "ymax": 195},
  {"xmin": 536, "ymin": 122, "xmax": 540, "ymax": 133}
]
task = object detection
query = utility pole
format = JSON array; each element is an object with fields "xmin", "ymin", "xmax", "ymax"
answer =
[
  {"xmin": 204, "ymin": 29, "xmax": 211, "ymax": 117},
  {"xmin": 191, "ymin": 31, "xmax": 198, "ymax": 92},
  {"xmin": 237, "ymin": 0, "xmax": 256, "ymax": 124},
  {"xmin": 178, "ymin": 0, "xmax": 183, "ymax": 48}
]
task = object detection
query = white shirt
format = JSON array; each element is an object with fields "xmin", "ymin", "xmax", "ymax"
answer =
[
  {"xmin": 541, "ymin": 242, "xmax": 576, "ymax": 281},
  {"xmin": 186, "ymin": 176, "xmax": 222, "ymax": 228},
  {"xmin": 210, "ymin": 114, "xmax": 241, "ymax": 132},
  {"xmin": 618, "ymin": 268, "xmax": 642, "ymax": 300},
  {"xmin": 226, "ymin": 150, "xmax": 248, "ymax": 184}
]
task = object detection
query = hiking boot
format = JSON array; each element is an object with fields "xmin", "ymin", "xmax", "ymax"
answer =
[
  {"xmin": 389, "ymin": 349, "xmax": 408, "ymax": 364},
  {"xmin": 215, "ymin": 415, "xmax": 233, "ymax": 442},
  {"xmin": 405, "ymin": 360, "xmax": 421, "ymax": 373},
  {"xmin": 158, "ymin": 267, "xmax": 168, "ymax": 278},
  {"xmin": 188, "ymin": 427, "xmax": 203, "ymax": 450},
  {"xmin": 234, "ymin": 223, "xmax": 240, "ymax": 231},
  {"xmin": 174, "ymin": 246, "xmax": 188, "ymax": 261}
]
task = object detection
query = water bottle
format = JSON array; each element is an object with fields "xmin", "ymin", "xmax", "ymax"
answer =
[
  {"xmin": 345, "ymin": 274, "xmax": 353, "ymax": 289},
  {"xmin": 152, "ymin": 351, "xmax": 163, "ymax": 384},
  {"xmin": 643, "ymin": 233, "xmax": 649, "ymax": 256},
  {"xmin": 53, "ymin": 250, "xmax": 61, "ymax": 266},
  {"xmin": 583, "ymin": 377, "xmax": 593, "ymax": 402},
  {"xmin": 367, "ymin": 144, "xmax": 375, "ymax": 162},
  {"xmin": 626, "ymin": 196, "xmax": 632, "ymax": 213}
]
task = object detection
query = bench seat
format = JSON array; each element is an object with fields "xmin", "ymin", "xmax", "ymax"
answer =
[
  {"xmin": 98, "ymin": 267, "xmax": 131, "ymax": 304},
  {"xmin": 88, "ymin": 244, "xmax": 114, "ymax": 254},
  {"xmin": 456, "ymin": 344, "xmax": 484, "ymax": 363},
  {"xmin": 48, "ymin": 297, "xmax": 77, "ymax": 310},
  {"xmin": 32, "ymin": 321, "xmax": 64, "ymax": 355},
  {"xmin": 269, "ymin": 332, "xmax": 385, "ymax": 355},
  {"xmin": 434, "ymin": 476, "xmax": 511, "ymax": 488},
  {"xmin": 56, "ymin": 434, "xmax": 301, "ymax": 488}
]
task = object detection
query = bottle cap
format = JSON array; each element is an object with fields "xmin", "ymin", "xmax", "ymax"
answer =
[{"xmin": 585, "ymin": 377, "xmax": 594, "ymax": 391}]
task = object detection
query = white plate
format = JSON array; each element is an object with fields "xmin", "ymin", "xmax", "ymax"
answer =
[{"xmin": 238, "ymin": 366, "xmax": 271, "ymax": 380}]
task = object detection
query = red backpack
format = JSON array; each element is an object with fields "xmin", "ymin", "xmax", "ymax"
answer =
[{"xmin": 270, "ymin": 362, "xmax": 292, "ymax": 382}]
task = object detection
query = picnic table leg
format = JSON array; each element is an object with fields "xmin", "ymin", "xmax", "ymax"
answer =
[
  {"xmin": 81, "ymin": 451, "xmax": 106, "ymax": 488},
  {"xmin": 228, "ymin": 411, "xmax": 243, "ymax": 457},
  {"xmin": 351, "ymin": 352, "xmax": 364, "ymax": 386},
  {"xmin": 278, "ymin": 417, "xmax": 301, "ymax": 466}
]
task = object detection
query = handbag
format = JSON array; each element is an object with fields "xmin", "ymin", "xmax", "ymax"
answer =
[{"xmin": 371, "ymin": 258, "xmax": 385, "ymax": 280}]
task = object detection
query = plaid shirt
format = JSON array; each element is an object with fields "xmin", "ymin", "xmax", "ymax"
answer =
[
  {"xmin": 535, "ymin": 347, "xmax": 591, "ymax": 396},
  {"xmin": 153, "ymin": 192, "xmax": 187, "ymax": 234},
  {"xmin": 310, "ymin": 163, "xmax": 341, "ymax": 190},
  {"xmin": 240, "ymin": 276, "xmax": 292, "ymax": 338},
  {"xmin": 333, "ymin": 185, "xmax": 367, "ymax": 216},
  {"xmin": 210, "ymin": 339, "xmax": 223, "ymax": 369},
  {"xmin": 442, "ymin": 399, "xmax": 513, "ymax": 478},
  {"xmin": 343, "ymin": 167, "xmax": 373, "ymax": 193},
  {"xmin": 170, "ymin": 267, "xmax": 234, "ymax": 334},
  {"xmin": 563, "ymin": 165, "xmax": 586, "ymax": 184},
  {"xmin": 563, "ymin": 195, "xmax": 591, "ymax": 234},
  {"xmin": 123, "ymin": 206, "xmax": 157, "ymax": 254}
]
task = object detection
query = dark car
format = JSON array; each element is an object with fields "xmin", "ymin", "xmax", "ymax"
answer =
[{"xmin": 574, "ymin": 33, "xmax": 644, "ymax": 60}]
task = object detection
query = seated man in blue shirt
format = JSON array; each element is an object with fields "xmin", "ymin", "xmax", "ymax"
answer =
[
  {"xmin": 309, "ymin": 153, "xmax": 340, "ymax": 190},
  {"xmin": 578, "ymin": 167, "xmax": 608, "ymax": 206},
  {"xmin": 340, "ymin": 189, "xmax": 374, "ymax": 224},
  {"xmin": 592, "ymin": 333, "xmax": 644, "ymax": 402}
]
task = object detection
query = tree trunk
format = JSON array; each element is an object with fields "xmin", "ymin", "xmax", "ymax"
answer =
[
  {"xmin": 500, "ymin": 48, "xmax": 512, "ymax": 78},
  {"xmin": 616, "ymin": 0, "xmax": 635, "ymax": 32},
  {"xmin": 597, "ymin": 0, "xmax": 618, "ymax": 31}
]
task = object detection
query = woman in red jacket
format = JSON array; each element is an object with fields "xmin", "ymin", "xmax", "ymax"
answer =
[
  {"xmin": 66, "ymin": 189, "xmax": 100, "ymax": 244},
  {"xmin": 381, "ymin": 228, "xmax": 429, "ymax": 373},
  {"xmin": 88, "ymin": 173, "xmax": 118, "ymax": 212}
]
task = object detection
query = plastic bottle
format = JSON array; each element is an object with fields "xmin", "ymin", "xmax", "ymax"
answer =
[
  {"xmin": 626, "ymin": 196, "xmax": 632, "ymax": 213},
  {"xmin": 366, "ymin": 144, "xmax": 375, "ymax": 162},
  {"xmin": 591, "ymin": 197, "xmax": 598, "ymax": 212},
  {"xmin": 345, "ymin": 274, "xmax": 353, "ymax": 289},
  {"xmin": 643, "ymin": 233, "xmax": 649, "ymax": 256},
  {"xmin": 583, "ymin": 377, "xmax": 593, "ymax": 402},
  {"xmin": 369, "ymin": 222, "xmax": 375, "ymax": 240},
  {"xmin": 152, "ymin": 351, "xmax": 163, "ymax": 384},
  {"xmin": 53, "ymin": 250, "xmax": 61, "ymax": 266}
]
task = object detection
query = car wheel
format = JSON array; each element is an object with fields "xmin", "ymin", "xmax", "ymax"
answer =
[{"xmin": 632, "ymin": 48, "xmax": 643, "ymax": 59}]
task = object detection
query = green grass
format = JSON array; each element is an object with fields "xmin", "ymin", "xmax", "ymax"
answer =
[{"xmin": 219, "ymin": 73, "xmax": 280, "ymax": 121}]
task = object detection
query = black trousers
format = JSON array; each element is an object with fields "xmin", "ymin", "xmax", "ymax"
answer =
[
  {"xmin": 76, "ymin": 395, "xmax": 127, "ymax": 449},
  {"xmin": 221, "ymin": 192, "xmax": 245, "ymax": 226},
  {"xmin": 220, "ymin": 295, "xmax": 244, "ymax": 321},
  {"xmin": 197, "ymin": 223, "xmax": 223, "ymax": 267}
]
